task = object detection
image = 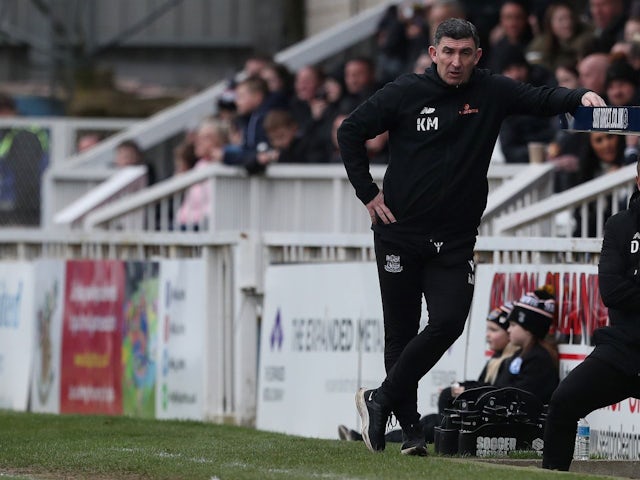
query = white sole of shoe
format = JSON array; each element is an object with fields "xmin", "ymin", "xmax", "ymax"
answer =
[{"xmin": 355, "ymin": 388, "xmax": 380, "ymax": 453}]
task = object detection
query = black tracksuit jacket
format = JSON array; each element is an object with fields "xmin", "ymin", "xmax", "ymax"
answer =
[
  {"xmin": 337, "ymin": 64, "xmax": 588, "ymax": 239},
  {"xmin": 595, "ymin": 189, "xmax": 640, "ymax": 376}
]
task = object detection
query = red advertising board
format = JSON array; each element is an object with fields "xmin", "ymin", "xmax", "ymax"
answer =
[{"xmin": 60, "ymin": 260, "xmax": 125, "ymax": 414}]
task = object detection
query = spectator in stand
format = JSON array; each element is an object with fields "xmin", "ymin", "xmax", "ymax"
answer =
[
  {"xmin": 498, "ymin": 47, "xmax": 558, "ymax": 163},
  {"xmin": 222, "ymin": 76, "xmax": 272, "ymax": 171},
  {"xmin": 588, "ymin": 0, "xmax": 627, "ymax": 52},
  {"xmin": 606, "ymin": 58, "xmax": 640, "ymax": 169},
  {"xmin": 114, "ymin": 140, "xmax": 156, "ymax": 186},
  {"xmin": 176, "ymin": 117, "xmax": 229, "ymax": 230},
  {"xmin": 547, "ymin": 63, "xmax": 585, "ymax": 191},
  {"xmin": 260, "ymin": 61, "xmax": 293, "ymax": 110},
  {"xmin": 577, "ymin": 52, "xmax": 611, "ymax": 96},
  {"xmin": 401, "ymin": 2, "xmax": 430, "ymax": 75},
  {"xmin": 173, "ymin": 140, "xmax": 197, "ymax": 175},
  {"xmin": 375, "ymin": 4, "xmax": 409, "ymax": 84},
  {"xmin": 241, "ymin": 52, "xmax": 272, "ymax": 79},
  {"xmin": 331, "ymin": 113, "xmax": 388, "ymax": 165},
  {"xmin": 610, "ymin": 13, "xmax": 640, "ymax": 56},
  {"xmin": 526, "ymin": 1, "xmax": 595, "ymax": 72},
  {"xmin": 573, "ymin": 131, "xmax": 631, "ymax": 237},
  {"xmin": 605, "ymin": 58, "xmax": 640, "ymax": 105},
  {"xmin": 245, "ymin": 109, "xmax": 317, "ymax": 173},
  {"xmin": 426, "ymin": 0, "xmax": 467, "ymax": 44},
  {"xmin": 289, "ymin": 65, "xmax": 335, "ymax": 164},
  {"xmin": 413, "ymin": 49, "xmax": 433, "ymax": 73},
  {"xmin": 487, "ymin": 0, "xmax": 534, "ymax": 73},
  {"xmin": 76, "ymin": 132, "xmax": 103, "ymax": 153},
  {"xmin": 338, "ymin": 57, "xmax": 378, "ymax": 114}
]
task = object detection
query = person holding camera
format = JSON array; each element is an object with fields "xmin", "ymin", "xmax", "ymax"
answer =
[{"xmin": 543, "ymin": 159, "xmax": 640, "ymax": 471}]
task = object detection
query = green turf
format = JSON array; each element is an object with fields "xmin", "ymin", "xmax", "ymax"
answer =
[{"xmin": 0, "ymin": 410, "xmax": 622, "ymax": 480}]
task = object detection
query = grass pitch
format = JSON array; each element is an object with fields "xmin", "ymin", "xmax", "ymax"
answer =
[{"xmin": 0, "ymin": 411, "xmax": 624, "ymax": 480}]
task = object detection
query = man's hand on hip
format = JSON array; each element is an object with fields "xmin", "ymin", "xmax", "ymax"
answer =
[{"xmin": 366, "ymin": 191, "xmax": 396, "ymax": 224}]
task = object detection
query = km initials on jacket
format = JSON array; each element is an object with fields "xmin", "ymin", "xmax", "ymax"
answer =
[{"xmin": 416, "ymin": 117, "xmax": 439, "ymax": 131}]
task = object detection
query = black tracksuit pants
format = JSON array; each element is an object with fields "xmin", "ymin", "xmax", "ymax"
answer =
[
  {"xmin": 373, "ymin": 231, "xmax": 475, "ymax": 427},
  {"xmin": 542, "ymin": 354, "xmax": 640, "ymax": 470}
]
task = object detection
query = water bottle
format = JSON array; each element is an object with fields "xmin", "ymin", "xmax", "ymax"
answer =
[{"xmin": 574, "ymin": 417, "xmax": 590, "ymax": 461}]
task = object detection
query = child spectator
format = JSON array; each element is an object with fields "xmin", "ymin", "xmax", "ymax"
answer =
[{"xmin": 176, "ymin": 117, "xmax": 229, "ymax": 230}]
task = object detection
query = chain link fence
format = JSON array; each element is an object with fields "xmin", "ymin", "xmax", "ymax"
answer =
[{"xmin": 0, "ymin": 126, "xmax": 49, "ymax": 226}]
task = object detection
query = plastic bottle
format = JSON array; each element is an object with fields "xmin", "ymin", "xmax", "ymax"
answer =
[{"xmin": 574, "ymin": 417, "xmax": 590, "ymax": 461}]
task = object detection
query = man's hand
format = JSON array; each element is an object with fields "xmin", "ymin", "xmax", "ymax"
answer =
[
  {"xmin": 581, "ymin": 91, "xmax": 607, "ymax": 107},
  {"xmin": 366, "ymin": 191, "xmax": 396, "ymax": 224}
]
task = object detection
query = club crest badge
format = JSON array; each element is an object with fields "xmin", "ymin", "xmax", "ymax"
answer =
[{"xmin": 384, "ymin": 254, "xmax": 403, "ymax": 273}]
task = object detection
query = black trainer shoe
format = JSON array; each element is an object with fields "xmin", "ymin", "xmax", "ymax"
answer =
[
  {"xmin": 337, "ymin": 424, "xmax": 363, "ymax": 441},
  {"xmin": 400, "ymin": 423, "xmax": 428, "ymax": 456},
  {"xmin": 355, "ymin": 388, "xmax": 389, "ymax": 453}
]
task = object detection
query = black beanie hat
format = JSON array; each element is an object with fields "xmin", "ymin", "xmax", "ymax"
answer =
[
  {"xmin": 508, "ymin": 287, "xmax": 555, "ymax": 339},
  {"xmin": 487, "ymin": 302, "xmax": 513, "ymax": 331},
  {"xmin": 606, "ymin": 61, "xmax": 638, "ymax": 88}
]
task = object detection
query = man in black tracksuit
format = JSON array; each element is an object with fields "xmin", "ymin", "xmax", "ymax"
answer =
[
  {"xmin": 337, "ymin": 18, "xmax": 606, "ymax": 456},
  {"xmin": 542, "ymin": 165, "xmax": 640, "ymax": 471}
]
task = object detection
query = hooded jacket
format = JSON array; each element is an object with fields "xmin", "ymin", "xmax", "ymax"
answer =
[
  {"xmin": 337, "ymin": 64, "xmax": 588, "ymax": 239},
  {"xmin": 594, "ymin": 188, "xmax": 640, "ymax": 375}
]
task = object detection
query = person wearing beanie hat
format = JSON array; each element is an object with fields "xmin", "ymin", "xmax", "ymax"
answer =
[
  {"xmin": 605, "ymin": 60, "xmax": 639, "ymax": 107},
  {"xmin": 493, "ymin": 285, "xmax": 559, "ymax": 405},
  {"xmin": 508, "ymin": 289, "xmax": 555, "ymax": 339}
]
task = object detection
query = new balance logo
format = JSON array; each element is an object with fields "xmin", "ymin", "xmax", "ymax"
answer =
[
  {"xmin": 420, "ymin": 106, "xmax": 436, "ymax": 114},
  {"xmin": 417, "ymin": 117, "xmax": 438, "ymax": 131},
  {"xmin": 634, "ymin": 232, "xmax": 640, "ymax": 240},
  {"xmin": 368, "ymin": 391, "xmax": 374, "ymax": 401}
]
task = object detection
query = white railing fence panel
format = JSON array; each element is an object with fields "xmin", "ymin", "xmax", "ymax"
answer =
[{"xmin": 494, "ymin": 164, "xmax": 637, "ymax": 238}]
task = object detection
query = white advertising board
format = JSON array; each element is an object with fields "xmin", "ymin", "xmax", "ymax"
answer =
[
  {"xmin": 156, "ymin": 259, "xmax": 207, "ymax": 420},
  {"xmin": 0, "ymin": 262, "xmax": 35, "ymax": 410},
  {"xmin": 256, "ymin": 262, "xmax": 472, "ymax": 439},
  {"xmin": 30, "ymin": 259, "xmax": 65, "ymax": 414}
]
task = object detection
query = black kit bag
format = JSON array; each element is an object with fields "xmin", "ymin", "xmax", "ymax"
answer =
[{"xmin": 434, "ymin": 386, "xmax": 546, "ymax": 456}]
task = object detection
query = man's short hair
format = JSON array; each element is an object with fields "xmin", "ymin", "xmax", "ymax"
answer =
[
  {"xmin": 434, "ymin": 18, "xmax": 480, "ymax": 48},
  {"xmin": 238, "ymin": 76, "xmax": 269, "ymax": 97},
  {"xmin": 264, "ymin": 109, "xmax": 297, "ymax": 132}
]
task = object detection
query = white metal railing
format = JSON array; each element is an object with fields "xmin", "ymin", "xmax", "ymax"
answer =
[
  {"xmin": 79, "ymin": 163, "xmax": 530, "ymax": 234},
  {"xmin": 52, "ymin": 165, "xmax": 147, "ymax": 228},
  {"xmin": 480, "ymin": 162, "xmax": 555, "ymax": 235},
  {"xmin": 494, "ymin": 163, "xmax": 637, "ymax": 238},
  {"xmin": 41, "ymin": 2, "xmax": 394, "ymax": 225}
]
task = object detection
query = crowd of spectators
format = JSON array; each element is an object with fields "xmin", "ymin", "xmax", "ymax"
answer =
[
  {"xmin": 158, "ymin": 0, "xmax": 640, "ymax": 231},
  {"xmin": 4, "ymin": 0, "xmax": 639, "ymax": 231}
]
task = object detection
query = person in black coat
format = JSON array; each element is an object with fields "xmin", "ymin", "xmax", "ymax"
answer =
[
  {"xmin": 338, "ymin": 17, "xmax": 605, "ymax": 457},
  {"xmin": 543, "ymin": 163, "xmax": 640, "ymax": 471}
]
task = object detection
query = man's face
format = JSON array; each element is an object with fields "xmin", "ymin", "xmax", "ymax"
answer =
[
  {"xmin": 344, "ymin": 61, "xmax": 373, "ymax": 94},
  {"xmin": 607, "ymin": 80, "xmax": 636, "ymax": 106},
  {"xmin": 590, "ymin": 0, "xmax": 623, "ymax": 30},
  {"xmin": 429, "ymin": 37, "xmax": 482, "ymax": 86},
  {"xmin": 267, "ymin": 126, "xmax": 296, "ymax": 150},
  {"xmin": 234, "ymin": 84, "xmax": 262, "ymax": 115}
]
